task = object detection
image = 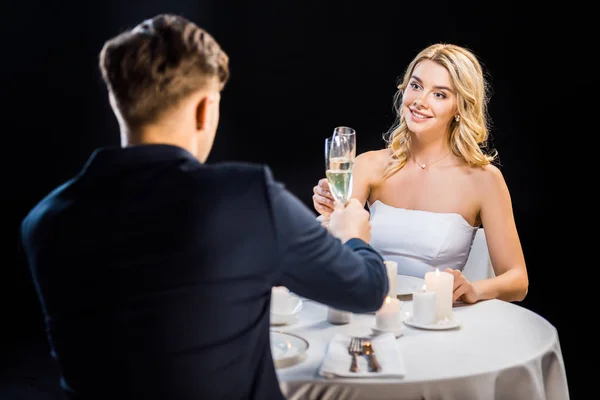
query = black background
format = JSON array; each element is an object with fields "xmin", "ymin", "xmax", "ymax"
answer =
[{"xmin": 1, "ymin": 1, "xmax": 588, "ymax": 398}]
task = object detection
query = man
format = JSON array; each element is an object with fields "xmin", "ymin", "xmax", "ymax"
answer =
[{"xmin": 20, "ymin": 14, "xmax": 388, "ymax": 400}]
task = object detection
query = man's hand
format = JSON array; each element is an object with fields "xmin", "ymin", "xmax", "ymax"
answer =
[{"xmin": 328, "ymin": 198, "xmax": 371, "ymax": 243}]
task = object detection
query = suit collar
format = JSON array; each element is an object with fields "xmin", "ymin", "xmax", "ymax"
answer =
[{"xmin": 81, "ymin": 144, "xmax": 199, "ymax": 176}]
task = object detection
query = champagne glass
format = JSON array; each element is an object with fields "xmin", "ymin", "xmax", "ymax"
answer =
[
  {"xmin": 324, "ymin": 127, "xmax": 355, "ymax": 325},
  {"xmin": 324, "ymin": 137, "xmax": 332, "ymax": 170},
  {"xmin": 325, "ymin": 126, "xmax": 356, "ymax": 205}
]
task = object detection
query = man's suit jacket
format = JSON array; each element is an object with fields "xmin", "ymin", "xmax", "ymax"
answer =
[{"xmin": 20, "ymin": 144, "xmax": 388, "ymax": 400}]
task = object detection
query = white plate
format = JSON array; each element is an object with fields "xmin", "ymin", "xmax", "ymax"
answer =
[
  {"xmin": 371, "ymin": 325, "xmax": 404, "ymax": 337},
  {"xmin": 396, "ymin": 275, "xmax": 426, "ymax": 296},
  {"xmin": 270, "ymin": 331, "xmax": 309, "ymax": 368},
  {"xmin": 403, "ymin": 316, "xmax": 462, "ymax": 330}
]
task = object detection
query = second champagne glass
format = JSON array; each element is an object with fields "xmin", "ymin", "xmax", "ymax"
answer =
[{"xmin": 326, "ymin": 126, "xmax": 356, "ymax": 206}]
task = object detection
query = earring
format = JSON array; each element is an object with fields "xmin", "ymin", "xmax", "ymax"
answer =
[{"xmin": 455, "ymin": 115, "xmax": 460, "ymax": 122}]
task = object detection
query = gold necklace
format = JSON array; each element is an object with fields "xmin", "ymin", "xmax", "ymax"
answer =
[{"xmin": 413, "ymin": 152, "xmax": 450, "ymax": 169}]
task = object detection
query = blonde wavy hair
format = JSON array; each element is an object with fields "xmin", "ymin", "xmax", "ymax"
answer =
[{"xmin": 383, "ymin": 43, "xmax": 497, "ymax": 179}]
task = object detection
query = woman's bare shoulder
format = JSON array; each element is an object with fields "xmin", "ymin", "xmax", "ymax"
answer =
[
  {"xmin": 471, "ymin": 163, "xmax": 504, "ymax": 180},
  {"xmin": 355, "ymin": 148, "xmax": 391, "ymax": 171},
  {"xmin": 469, "ymin": 163, "xmax": 509, "ymax": 194}
]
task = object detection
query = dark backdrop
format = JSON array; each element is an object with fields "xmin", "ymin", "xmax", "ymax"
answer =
[{"xmin": 1, "ymin": 1, "xmax": 586, "ymax": 398}]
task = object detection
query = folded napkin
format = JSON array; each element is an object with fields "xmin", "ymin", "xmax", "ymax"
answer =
[{"xmin": 319, "ymin": 333, "xmax": 406, "ymax": 378}]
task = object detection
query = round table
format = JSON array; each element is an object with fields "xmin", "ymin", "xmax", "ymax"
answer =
[{"xmin": 274, "ymin": 298, "xmax": 569, "ymax": 400}]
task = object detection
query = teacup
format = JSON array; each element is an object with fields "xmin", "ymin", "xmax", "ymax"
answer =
[{"xmin": 270, "ymin": 287, "xmax": 303, "ymax": 325}]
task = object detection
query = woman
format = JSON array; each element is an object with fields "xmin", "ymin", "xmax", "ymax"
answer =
[{"xmin": 313, "ymin": 43, "xmax": 528, "ymax": 304}]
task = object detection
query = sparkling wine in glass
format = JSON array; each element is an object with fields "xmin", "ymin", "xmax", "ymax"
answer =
[
  {"xmin": 324, "ymin": 128, "xmax": 355, "ymax": 324},
  {"xmin": 325, "ymin": 126, "xmax": 356, "ymax": 205}
]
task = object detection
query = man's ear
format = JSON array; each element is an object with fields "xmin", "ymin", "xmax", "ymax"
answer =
[
  {"xmin": 195, "ymin": 96, "xmax": 209, "ymax": 131},
  {"xmin": 195, "ymin": 93, "xmax": 219, "ymax": 131}
]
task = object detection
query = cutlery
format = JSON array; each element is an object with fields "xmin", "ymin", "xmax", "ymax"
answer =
[
  {"xmin": 348, "ymin": 337, "xmax": 361, "ymax": 372},
  {"xmin": 361, "ymin": 339, "xmax": 382, "ymax": 372}
]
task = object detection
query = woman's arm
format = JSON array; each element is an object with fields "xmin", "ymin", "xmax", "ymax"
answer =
[
  {"xmin": 472, "ymin": 165, "xmax": 529, "ymax": 302},
  {"xmin": 348, "ymin": 151, "xmax": 376, "ymax": 206}
]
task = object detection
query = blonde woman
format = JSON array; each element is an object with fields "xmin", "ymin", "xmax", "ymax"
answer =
[{"xmin": 313, "ymin": 43, "xmax": 528, "ymax": 304}]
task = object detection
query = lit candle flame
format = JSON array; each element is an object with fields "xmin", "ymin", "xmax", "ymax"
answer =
[
  {"xmin": 435, "ymin": 268, "xmax": 440, "ymax": 276},
  {"xmin": 385, "ymin": 296, "xmax": 391, "ymax": 304},
  {"xmin": 422, "ymin": 284, "xmax": 427, "ymax": 291}
]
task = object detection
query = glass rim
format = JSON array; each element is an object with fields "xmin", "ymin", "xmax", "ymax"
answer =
[{"xmin": 333, "ymin": 126, "xmax": 356, "ymax": 135}]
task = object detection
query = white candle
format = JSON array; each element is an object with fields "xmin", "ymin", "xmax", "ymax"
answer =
[
  {"xmin": 375, "ymin": 296, "xmax": 402, "ymax": 329},
  {"xmin": 412, "ymin": 288, "xmax": 437, "ymax": 325},
  {"xmin": 384, "ymin": 260, "xmax": 398, "ymax": 298},
  {"xmin": 271, "ymin": 286, "xmax": 291, "ymax": 314},
  {"xmin": 271, "ymin": 286, "xmax": 289, "ymax": 304},
  {"xmin": 327, "ymin": 308, "xmax": 352, "ymax": 325},
  {"xmin": 271, "ymin": 286, "xmax": 289, "ymax": 298},
  {"xmin": 424, "ymin": 268, "xmax": 454, "ymax": 321}
]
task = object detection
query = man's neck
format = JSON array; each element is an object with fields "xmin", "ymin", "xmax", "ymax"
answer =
[{"xmin": 120, "ymin": 126, "xmax": 197, "ymax": 159}]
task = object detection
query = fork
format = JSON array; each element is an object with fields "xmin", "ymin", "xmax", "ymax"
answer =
[{"xmin": 348, "ymin": 337, "xmax": 361, "ymax": 372}]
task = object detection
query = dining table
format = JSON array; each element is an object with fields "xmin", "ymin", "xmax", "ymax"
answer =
[{"xmin": 273, "ymin": 295, "xmax": 569, "ymax": 400}]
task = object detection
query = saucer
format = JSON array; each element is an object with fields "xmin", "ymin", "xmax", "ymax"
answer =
[
  {"xmin": 270, "ymin": 314, "xmax": 298, "ymax": 326},
  {"xmin": 371, "ymin": 325, "xmax": 404, "ymax": 337},
  {"xmin": 270, "ymin": 331, "xmax": 309, "ymax": 368},
  {"xmin": 403, "ymin": 316, "xmax": 462, "ymax": 330}
]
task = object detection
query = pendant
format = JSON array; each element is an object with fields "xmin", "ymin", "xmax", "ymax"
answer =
[{"xmin": 420, "ymin": 164, "xmax": 426, "ymax": 169}]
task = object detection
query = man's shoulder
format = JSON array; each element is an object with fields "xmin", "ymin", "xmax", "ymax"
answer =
[
  {"xmin": 183, "ymin": 161, "xmax": 281, "ymax": 203},
  {"xmin": 20, "ymin": 179, "xmax": 75, "ymax": 242},
  {"xmin": 187, "ymin": 161, "xmax": 274, "ymax": 184},
  {"xmin": 211, "ymin": 161, "xmax": 269, "ymax": 175}
]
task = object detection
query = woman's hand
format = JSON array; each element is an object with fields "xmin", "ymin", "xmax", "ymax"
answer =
[
  {"xmin": 444, "ymin": 268, "xmax": 480, "ymax": 304},
  {"xmin": 312, "ymin": 178, "xmax": 335, "ymax": 216}
]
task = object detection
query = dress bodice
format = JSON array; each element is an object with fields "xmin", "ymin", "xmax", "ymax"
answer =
[{"xmin": 369, "ymin": 200, "xmax": 478, "ymax": 278}]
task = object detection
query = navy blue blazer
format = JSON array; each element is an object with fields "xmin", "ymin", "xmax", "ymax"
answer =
[{"xmin": 20, "ymin": 144, "xmax": 388, "ymax": 400}]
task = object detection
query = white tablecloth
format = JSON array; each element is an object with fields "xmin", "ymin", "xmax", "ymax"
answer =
[{"xmin": 275, "ymin": 298, "xmax": 569, "ymax": 400}]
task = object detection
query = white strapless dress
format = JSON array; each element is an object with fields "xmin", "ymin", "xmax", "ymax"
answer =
[{"xmin": 369, "ymin": 200, "xmax": 479, "ymax": 278}]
